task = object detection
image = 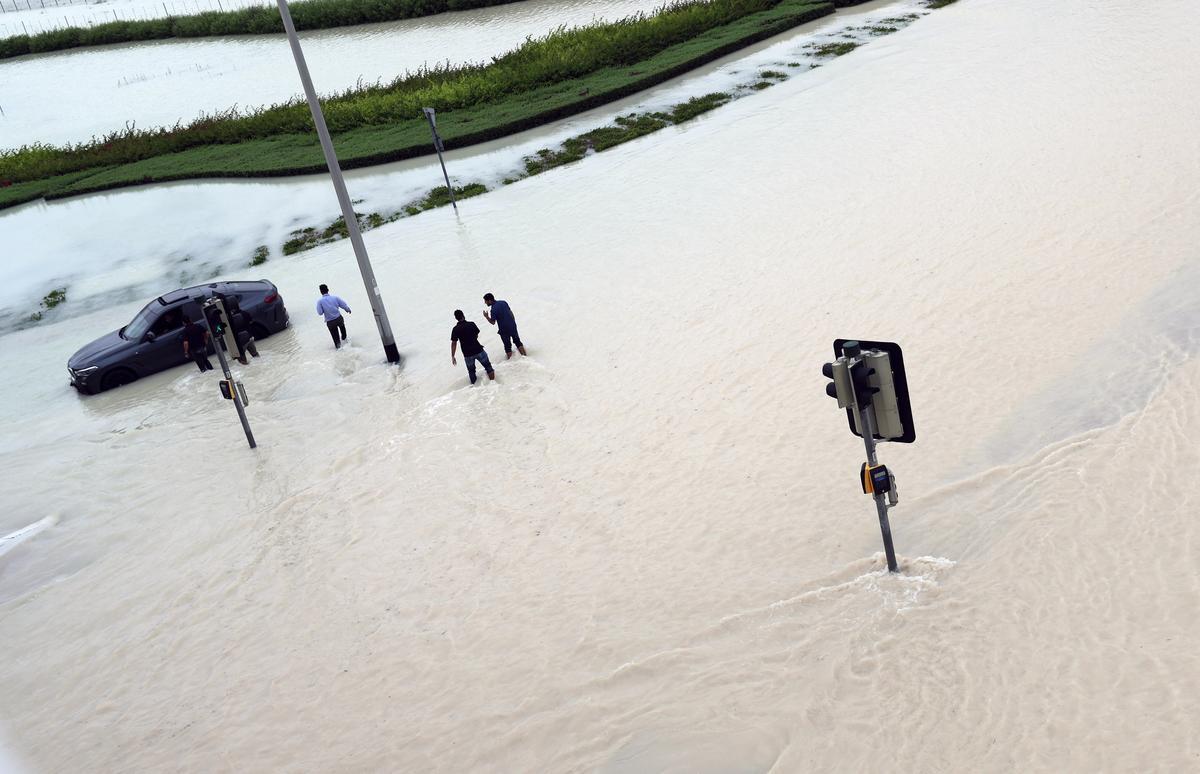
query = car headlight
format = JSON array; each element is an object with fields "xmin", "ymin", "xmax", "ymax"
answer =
[{"xmin": 71, "ymin": 366, "xmax": 99, "ymax": 379}]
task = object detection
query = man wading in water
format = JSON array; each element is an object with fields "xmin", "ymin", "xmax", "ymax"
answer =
[
  {"xmin": 181, "ymin": 315, "xmax": 213, "ymax": 372},
  {"xmin": 482, "ymin": 292, "xmax": 526, "ymax": 359},
  {"xmin": 315, "ymin": 284, "xmax": 351, "ymax": 349},
  {"xmin": 451, "ymin": 309, "xmax": 495, "ymax": 384}
]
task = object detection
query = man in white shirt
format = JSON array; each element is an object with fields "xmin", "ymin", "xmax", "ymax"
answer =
[{"xmin": 315, "ymin": 284, "xmax": 352, "ymax": 349}]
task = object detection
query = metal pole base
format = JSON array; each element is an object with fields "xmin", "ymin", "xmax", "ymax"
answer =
[
  {"xmin": 875, "ymin": 494, "xmax": 898, "ymax": 572},
  {"xmin": 384, "ymin": 342, "xmax": 401, "ymax": 363}
]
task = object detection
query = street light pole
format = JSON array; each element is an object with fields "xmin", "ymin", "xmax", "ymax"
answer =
[{"xmin": 274, "ymin": 0, "xmax": 400, "ymax": 363}]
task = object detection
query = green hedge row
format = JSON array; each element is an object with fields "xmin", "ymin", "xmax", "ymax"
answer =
[{"xmin": 0, "ymin": 0, "xmax": 522, "ymax": 60}]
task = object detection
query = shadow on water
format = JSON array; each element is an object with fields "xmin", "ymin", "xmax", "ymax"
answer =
[{"xmin": 982, "ymin": 261, "xmax": 1200, "ymax": 468}]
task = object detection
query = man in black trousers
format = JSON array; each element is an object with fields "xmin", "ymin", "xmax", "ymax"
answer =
[
  {"xmin": 181, "ymin": 315, "xmax": 213, "ymax": 372},
  {"xmin": 315, "ymin": 284, "xmax": 352, "ymax": 349}
]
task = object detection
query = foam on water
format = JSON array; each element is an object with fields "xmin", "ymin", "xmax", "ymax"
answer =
[{"xmin": 0, "ymin": 516, "xmax": 57, "ymax": 559}]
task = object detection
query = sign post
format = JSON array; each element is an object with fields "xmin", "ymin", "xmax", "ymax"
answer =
[
  {"xmin": 822, "ymin": 339, "xmax": 915, "ymax": 572},
  {"xmin": 422, "ymin": 107, "xmax": 457, "ymax": 212}
]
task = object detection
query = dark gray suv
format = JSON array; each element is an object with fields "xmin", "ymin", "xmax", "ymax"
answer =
[{"xmin": 68, "ymin": 280, "xmax": 289, "ymax": 394}]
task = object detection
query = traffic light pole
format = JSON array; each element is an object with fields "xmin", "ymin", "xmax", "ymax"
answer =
[
  {"xmin": 855, "ymin": 398, "xmax": 897, "ymax": 572},
  {"xmin": 276, "ymin": 0, "xmax": 401, "ymax": 364},
  {"xmin": 202, "ymin": 312, "xmax": 256, "ymax": 449},
  {"xmin": 823, "ymin": 339, "xmax": 914, "ymax": 574}
]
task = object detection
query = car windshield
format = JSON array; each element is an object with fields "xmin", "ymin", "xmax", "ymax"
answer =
[{"xmin": 123, "ymin": 304, "xmax": 158, "ymax": 340}]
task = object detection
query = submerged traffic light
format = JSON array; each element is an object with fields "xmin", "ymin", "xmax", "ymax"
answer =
[
  {"xmin": 822, "ymin": 339, "xmax": 915, "ymax": 443},
  {"xmin": 820, "ymin": 338, "xmax": 917, "ymax": 573}
]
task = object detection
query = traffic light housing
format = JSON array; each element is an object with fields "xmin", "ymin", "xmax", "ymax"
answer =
[
  {"xmin": 823, "ymin": 339, "xmax": 916, "ymax": 443},
  {"xmin": 202, "ymin": 295, "xmax": 240, "ymax": 357}
]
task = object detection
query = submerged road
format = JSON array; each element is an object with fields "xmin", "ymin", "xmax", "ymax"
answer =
[{"xmin": 2, "ymin": 0, "xmax": 1199, "ymax": 769}]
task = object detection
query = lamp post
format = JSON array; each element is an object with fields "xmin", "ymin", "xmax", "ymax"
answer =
[{"xmin": 274, "ymin": 0, "xmax": 400, "ymax": 363}]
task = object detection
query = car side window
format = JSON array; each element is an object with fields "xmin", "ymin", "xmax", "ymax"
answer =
[{"xmin": 151, "ymin": 307, "xmax": 185, "ymax": 336}]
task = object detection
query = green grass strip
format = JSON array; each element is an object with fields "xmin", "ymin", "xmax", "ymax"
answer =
[
  {"xmin": 0, "ymin": 0, "xmax": 834, "ymax": 210},
  {"xmin": 0, "ymin": 0, "xmax": 528, "ymax": 61}
]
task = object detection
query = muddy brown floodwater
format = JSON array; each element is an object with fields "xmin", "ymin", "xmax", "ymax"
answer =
[{"xmin": 2, "ymin": 0, "xmax": 1199, "ymax": 770}]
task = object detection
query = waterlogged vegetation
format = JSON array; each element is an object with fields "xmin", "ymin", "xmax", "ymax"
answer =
[
  {"xmin": 809, "ymin": 40, "xmax": 859, "ymax": 57},
  {"xmin": 277, "ymin": 93, "xmax": 737, "ymax": 257},
  {"xmin": 249, "ymin": 245, "xmax": 270, "ymax": 266},
  {"xmin": 0, "ymin": 0, "xmax": 836, "ymax": 210},
  {"xmin": 280, "ymin": 182, "xmax": 489, "ymax": 254},
  {"xmin": 522, "ymin": 92, "xmax": 732, "ymax": 175},
  {"xmin": 0, "ymin": 0, "xmax": 526, "ymax": 61},
  {"xmin": 28, "ymin": 287, "xmax": 68, "ymax": 322},
  {"xmin": 41, "ymin": 288, "xmax": 67, "ymax": 309}
]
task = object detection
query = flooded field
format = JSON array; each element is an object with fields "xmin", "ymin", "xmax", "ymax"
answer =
[
  {"xmin": 0, "ymin": 0, "xmax": 667, "ymax": 146},
  {"xmin": 2, "ymin": 0, "xmax": 1200, "ymax": 771},
  {"xmin": 1, "ymin": 0, "xmax": 282, "ymax": 38}
]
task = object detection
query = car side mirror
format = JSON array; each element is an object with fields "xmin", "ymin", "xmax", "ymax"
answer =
[{"xmin": 143, "ymin": 331, "xmax": 157, "ymax": 343}]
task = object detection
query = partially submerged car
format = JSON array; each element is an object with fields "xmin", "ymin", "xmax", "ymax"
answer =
[{"xmin": 68, "ymin": 280, "xmax": 289, "ymax": 394}]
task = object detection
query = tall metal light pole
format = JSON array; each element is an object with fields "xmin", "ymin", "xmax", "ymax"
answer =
[{"xmin": 274, "ymin": 0, "xmax": 401, "ymax": 363}]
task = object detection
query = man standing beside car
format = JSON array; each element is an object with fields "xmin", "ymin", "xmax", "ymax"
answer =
[
  {"xmin": 316, "ymin": 283, "xmax": 351, "ymax": 349},
  {"xmin": 181, "ymin": 315, "xmax": 213, "ymax": 372}
]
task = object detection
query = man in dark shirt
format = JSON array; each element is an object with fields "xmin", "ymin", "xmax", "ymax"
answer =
[
  {"xmin": 226, "ymin": 300, "xmax": 259, "ymax": 365},
  {"xmin": 450, "ymin": 309, "xmax": 495, "ymax": 384},
  {"xmin": 181, "ymin": 315, "xmax": 214, "ymax": 372},
  {"xmin": 482, "ymin": 292, "xmax": 526, "ymax": 359}
]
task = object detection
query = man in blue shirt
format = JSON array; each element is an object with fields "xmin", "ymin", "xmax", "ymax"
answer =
[
  {"xmin": 315, "ymin": 284, "xmax": 351, "ymax": 349},
  {"xmin": 482, "ymin": 292, "xmax": 526, "ymax": 359}
]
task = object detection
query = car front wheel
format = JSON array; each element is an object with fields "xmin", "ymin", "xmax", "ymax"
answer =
[{"xmin": 100, "ymin": 368, "xmax": 137, "ymax": 392}]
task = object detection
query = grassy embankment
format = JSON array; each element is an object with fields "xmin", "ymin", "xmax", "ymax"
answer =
[
  {"xmin": 0, "ymin": 0, "xmax": 837, "ymax": 211},
  {"xmin": 0, "ymin": 0, "xmax": 526, "ymax": 61}
]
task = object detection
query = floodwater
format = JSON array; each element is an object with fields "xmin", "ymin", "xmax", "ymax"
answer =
[
  {"xmin": 0, "ymin": 0, "xmax": 669, "ymax": 147},
  {"xmin": 2, "ymin": 0, "xmax": 1200, "ymax": 770},
  {"xmin": 1, "ymin": 0, "xmax": 281, "ymax": 39}
]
